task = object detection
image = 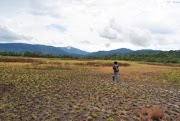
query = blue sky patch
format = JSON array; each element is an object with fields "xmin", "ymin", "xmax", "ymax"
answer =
[{"xmin": 47, "ymin": 24, "xmax": 66, "ymax": 32}]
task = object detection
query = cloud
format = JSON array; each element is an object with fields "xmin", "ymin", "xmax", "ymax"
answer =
[
  {"xmin": 148, "ymin": 27, "xmax": 173, "ymax": 34},
  {"xmin": 0, "ymin": 0, "xmax": 180, "ymax": 51},
  {"xmin": 126, "ymin": 29, "xmax": 151, "ymax": 46},
  {"xmin": 99, "ymin": 20, "xmax": 152, "ymax": 47},
  {"xmin": 80, "ymin": 40, "xmax": 91, "ymax": 44},
  {"xmin": 138, "ymin": 23, "xmax": 175, "ymax": 35},
  {"xmin": 0, "ymin": 26, "xmax": 32, "ymax": 42},
  {"xmin": 0, "ymin": 0, "xmax": 61, "ymax": 18},
  {"xmin": 29, "ymin": 0, "xmax": 61, "ymax": 18},
  {"xmin": 100, "ymin": 26, "xmax": 117, "ymax": 40},
  {"xmin": 167, "ymin": 0, "xmax": 180, "ymax": 4},
  {"xmin": 105, "ymin": 43, "xmax": 111, "ymax": 48}
]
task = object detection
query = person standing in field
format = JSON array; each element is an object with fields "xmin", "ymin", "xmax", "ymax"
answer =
[{"xmin": 113, "ymin": 61, "xmax": 120, "ymax": 82}]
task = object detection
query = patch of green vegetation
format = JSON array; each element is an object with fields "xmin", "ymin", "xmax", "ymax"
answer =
[
  {"xmin": 86, "ymin": 50, "xmax": 180, "ymax": 64},
  {"xmin": 159, "ymin": 69, "xmax": 180, "ymax": 86},
  {"xmin": 106, "ymin": 117, "xmax": 115, "ymax": 121}
]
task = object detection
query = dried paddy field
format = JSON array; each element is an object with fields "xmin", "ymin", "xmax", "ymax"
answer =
[{"xmin": 0, "ymin": 57, "xmax": 180, "ymax": 121}]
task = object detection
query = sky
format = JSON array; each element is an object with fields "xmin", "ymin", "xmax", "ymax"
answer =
[{"xmin": 0, "ymin": 0, "xmax": 180, "ymax": 52}]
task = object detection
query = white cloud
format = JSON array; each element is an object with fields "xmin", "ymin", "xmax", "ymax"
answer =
[
  {"xmin": 100, "ymin": 27, "xmax": 117, "ymax": 40},
  {"xmin": 105, "ymin": 43, "xmax": 111, "ymax": 48},
  {"xmin": 100, "ymin": 19, "xmax": 153, "ymax": 47},
  {"xmin": 80, "ymin": 40, "xmax": 91, "ymax": 44},
  {"xmin": 0, "ymin": 0, "xmax": 179, "ymax": 51},
  {"xmin": 0, "ymin": 26, "xmax": 32, "ymax": 42}
]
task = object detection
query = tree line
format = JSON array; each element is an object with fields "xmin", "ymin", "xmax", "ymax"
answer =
[
  {"xmin": 0, "ymin": 51, "xmax": 77, "ymax": 59},
  {"xmin": 85, "ymin": 50, "xmax": 180, "ymax": 64},
  {"xmin": 0, "ymin": 50, "xmax": 179, "ymax": 63}
]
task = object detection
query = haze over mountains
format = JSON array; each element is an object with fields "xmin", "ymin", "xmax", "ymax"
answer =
[{"xmin": 0, "ymin": 43, "xmax": 162, "ymax": 56}]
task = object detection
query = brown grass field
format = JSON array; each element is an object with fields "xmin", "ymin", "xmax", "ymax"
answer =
[{"xmin": 0, "ymin": 57, "xmax": 180, "ymax": 121}]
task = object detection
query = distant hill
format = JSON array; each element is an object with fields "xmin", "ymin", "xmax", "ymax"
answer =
[
  {"xmin": 0, "ymin": 43, "xmax": 67, "ymax": 55},
  {"xmin": 87, "ymin": 48, "xmax": 160, "ymax": 56},
  {"xmin": 61, "ymin": 46, "xmax": 90, "ymax": 55},
  {"xmin": 0, "ymin": 43, "xmax": 178, "ymax": 63},
  {"xmin": 0, "ymin": 43, "xmax": 89, "ymax": 55},
  {"xmin": 0, "ymin": 43, "xmax": 161, "ymax": 56}
]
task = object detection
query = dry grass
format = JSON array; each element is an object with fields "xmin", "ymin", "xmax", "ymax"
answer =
[
  {"xmin": 98, "ymin": 61, "xmax": 180, "ymax": 85},
  {"xmin": 149, "ymin": 106, "xmax": 164, "ymax": 120},
  {"xmin": 0, "ymin": 57, "xmax": 38, "ymax": 63},
  {"xmin": 139, "ymin": 106, "xmax": 164, "ymax": 121},
  {"xmin": 73, "ymin": 61, "xmax": 130, "ymax": 67},
  {"xmin": 0, "ymin": 57, "xmax": 179, "ymax": 120},
  {"xmin": 0, "ymin": 83, "xmax": 15, "ymax": 99}
]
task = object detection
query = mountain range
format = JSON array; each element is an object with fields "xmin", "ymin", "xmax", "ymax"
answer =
[{"xmin": 0, "ymin": 43, "xmax": 161, "ymax": 56}]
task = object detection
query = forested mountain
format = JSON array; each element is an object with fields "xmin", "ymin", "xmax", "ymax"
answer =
[
  {"xmin": 87, "ymin": 48, "xmax": 133, "ymax": 56},
  {"xmin": 0, "ymin": 43, "xmax": 90, "ymax": 55},
  {"xmin": 0, "ymin": 43, "xmax": 179, "ymax": 63},
  {"xmin": 61, "ymin": 46, "xmax": 90, "ymax": 55},
  {"xmin": 0, "ymin": 43, "xmax": 67, "ymax": 55},
  {"xmin": 88, "ymin": 48, "xmax": 161, "ymax": 56},
  {"xmin": 0, "ymin": 43, "xmax": 160, "ymax": 56}
]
